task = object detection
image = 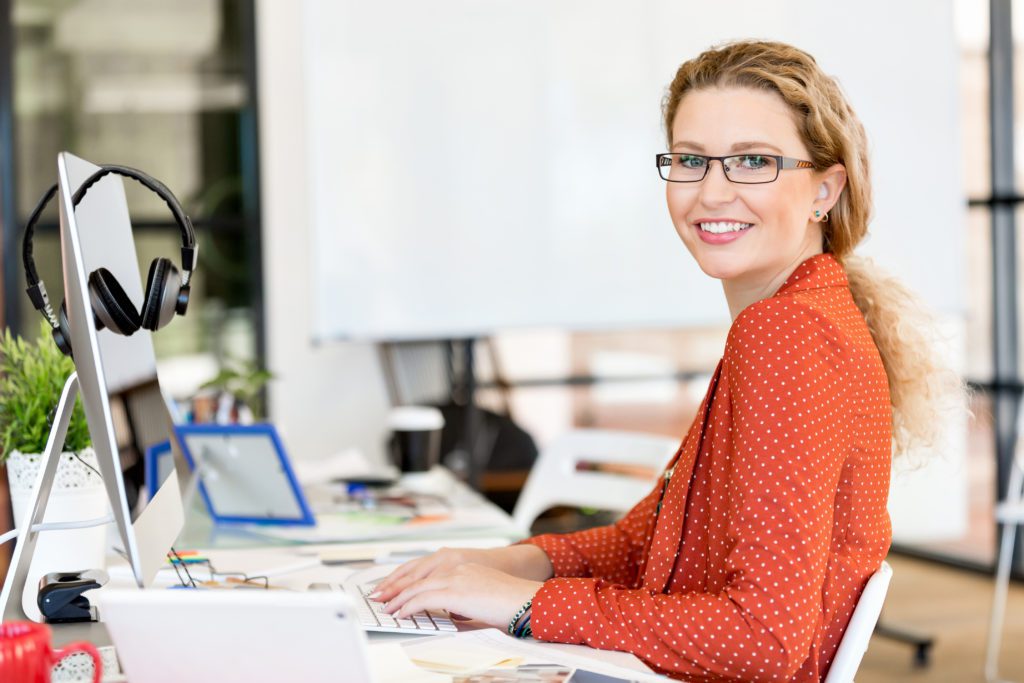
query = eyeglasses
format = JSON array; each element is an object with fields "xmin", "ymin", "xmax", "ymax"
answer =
[{"xmin": 655, "ymin": 153, "xmax": 815, "ymax": 184}]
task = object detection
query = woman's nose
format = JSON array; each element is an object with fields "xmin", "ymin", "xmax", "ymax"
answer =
[{"xmin": 698, "ymin": 160, "xmax": 736, "ymax": 205}]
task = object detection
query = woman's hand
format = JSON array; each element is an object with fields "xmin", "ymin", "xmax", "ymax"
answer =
[
  {"xmin": 379, "ymin": 562, "xmax": 542, "ymax": 629},
  {"xmin": 372, "ymin": 545, "xmax": 552, "ymax": 603}
]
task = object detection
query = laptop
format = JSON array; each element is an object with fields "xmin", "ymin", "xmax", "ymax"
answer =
[{"xmin": 98, "ymin": 588, "xmax": 374, "ymax": 683}]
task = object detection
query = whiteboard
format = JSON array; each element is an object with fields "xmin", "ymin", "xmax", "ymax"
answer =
[{"xmin": 302, "ymin": 0, "xmax": 964, "ymax": 341}]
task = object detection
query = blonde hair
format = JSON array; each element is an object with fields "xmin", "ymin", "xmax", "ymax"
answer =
[{"xmin": 662, "ymin": 40, "xmax": 965, "ymax": 457}]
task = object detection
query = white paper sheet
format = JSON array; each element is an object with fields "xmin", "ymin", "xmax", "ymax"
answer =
[
  {"xmin": 402, "ymin": 629, "xmax": 665, "ymax": 682},
  {"xmin": 368, "ymin": 643, "xmax": 453, "ymax": 683}
]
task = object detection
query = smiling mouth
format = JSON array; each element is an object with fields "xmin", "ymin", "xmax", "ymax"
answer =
[{"xmin": 697, "ymin": 221, "xmax": 754, "ymax": 234}]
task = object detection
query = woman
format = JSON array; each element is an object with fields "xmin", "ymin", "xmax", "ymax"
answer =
[{"xmin": 374, "ymin": 40, "xmax": 959, "ymax": 681}]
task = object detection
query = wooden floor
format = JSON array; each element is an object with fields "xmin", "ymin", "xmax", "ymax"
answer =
[{"xmin": 858, "ymin": 555, "xmax": 1024, "ymax": 683}]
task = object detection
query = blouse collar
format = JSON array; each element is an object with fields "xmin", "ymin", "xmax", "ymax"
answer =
[{"xmin": 772, "ymin": 252, "xmax": 848, "ymax": 298}]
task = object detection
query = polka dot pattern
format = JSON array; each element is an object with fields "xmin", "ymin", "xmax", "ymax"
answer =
[{"xmin": 523, "ymin": 254, "xmax": 892, "ymax": 681}]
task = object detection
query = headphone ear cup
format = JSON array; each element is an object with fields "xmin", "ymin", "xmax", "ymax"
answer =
[
  {"xmin": 52, "ymin": 301, "xmax": 73, "ymax": 357},
  {"xmin": 141, "ymin": 258, "xmax": 181, "ymax": 331},
  {"xmin": 89, "ymin": 268, "xmax": 141, "ymax": 336}
]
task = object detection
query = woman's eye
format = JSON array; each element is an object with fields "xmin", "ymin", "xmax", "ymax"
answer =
[
  {"xmin": 738, "ymin": 155, "xmax": 768, "ymax": 169},
  {"xmin": 677, "ymin": 155, "xmax": 706, "ymax": 169}
]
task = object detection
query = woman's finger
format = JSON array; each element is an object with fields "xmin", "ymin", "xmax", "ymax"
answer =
[
  {"xmin": 394, "ymin": 588, "xmax": 451, "ymax": 620},
  {"xmin": 383, "ymin": 573, "xmax": 450, "ymax": 614},
  {"xmin": 373, "ymin": 556, "xmax": 439, "ymax": 598},
  {"xmin": 375, "ymin": 549, "xmax": 464, "ymax": 599}
]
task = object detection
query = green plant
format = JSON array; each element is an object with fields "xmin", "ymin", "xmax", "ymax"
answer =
[
  {"xmin": 199, "ymin": 356, "xmax": 273, "ymax": 419},
  {"xmin": 0, "ymin": 322, "xmax": 91, "ymax": 462}
]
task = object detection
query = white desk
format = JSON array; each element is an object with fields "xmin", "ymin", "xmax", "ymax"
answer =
[{"xmin": 51, "ymin": 468, "xmax": 662, "ymax": 681}]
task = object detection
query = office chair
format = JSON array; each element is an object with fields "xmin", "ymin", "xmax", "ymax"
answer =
[
  {"xmin": 985, "ymin": 404, "xmax": 1024, "ymax": 683},
  {"xmin": 511, "ymin": 428, "xmax": 679, "ymax": 534},
  {"xmin": 824, "ymin": 561, "xmax": 894, "ymax": 683}
]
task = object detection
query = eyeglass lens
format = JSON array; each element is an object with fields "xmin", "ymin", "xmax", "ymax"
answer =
[{"xmin": 658, "ymin": 154, "xmax": 779, "ymax": 183}]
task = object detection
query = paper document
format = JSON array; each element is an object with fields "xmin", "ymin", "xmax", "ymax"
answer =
[
  {"xmin": 256, "ymin": 507, "xmax": 515, "ymax": 543},
  {"xmin": 318, "ymin": 536, "xmax": 511, "ymax": 564},
  {"xmin": 407, "ymin": 639, "xmax": 522, "ymax": 674},
  {"xmin": 368, "ymin": 643, "xmax": 453, "ymax": 683},
  {"xmin": 402, "ymin": 629, "xmax": 665, "ymax": 682}
]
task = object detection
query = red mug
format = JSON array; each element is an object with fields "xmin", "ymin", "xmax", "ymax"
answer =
[{"xmin": 0, "ymin": 621, "xmax": 102, "ymax": 683}]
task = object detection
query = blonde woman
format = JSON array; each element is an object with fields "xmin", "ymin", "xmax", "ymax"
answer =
[{"xmin": 375, "ymin": 40, "xmax": 958, "ymax": 681}]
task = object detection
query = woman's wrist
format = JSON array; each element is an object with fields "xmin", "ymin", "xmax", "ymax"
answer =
[
  {"xmin": 500, "ymin": 544, "xmax": 554, "ymax": 581},
  {"xmin": 507, "ymin": 597, "xmax": 533, "ymax": 637}
]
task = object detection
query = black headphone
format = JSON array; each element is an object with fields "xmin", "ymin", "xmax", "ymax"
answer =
[{"xmin": 22, "ymin": 165, "xmax": 199, "ymax": 357}]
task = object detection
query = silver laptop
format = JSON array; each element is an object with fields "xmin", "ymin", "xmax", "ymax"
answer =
[{"xmin": 98, "ymin": 588, "xmax": 374, "ymax": 683}]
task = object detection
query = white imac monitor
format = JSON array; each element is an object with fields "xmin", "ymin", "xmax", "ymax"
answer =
[
  {"xmin": 0, "ymin": 152, "xmax": 187, "ymax": 623},
  {"xmin": 56, "ymin": 152, "xmax": 188, "ymax": 587}
]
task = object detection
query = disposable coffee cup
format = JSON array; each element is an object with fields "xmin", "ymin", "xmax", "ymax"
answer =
[{"xmin": 387, "ymin": 406, "xmax": 445, "ymax": 473}]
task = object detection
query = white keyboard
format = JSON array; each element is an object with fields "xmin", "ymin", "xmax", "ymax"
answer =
[{"xmin": 309, "ymin": 581, "xmax": 458, "ymax": 635}]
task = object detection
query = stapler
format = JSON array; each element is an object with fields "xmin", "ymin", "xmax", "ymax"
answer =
[{"xmin": 37, "ymin": 569, "xmax": 109, "ymax": 623}]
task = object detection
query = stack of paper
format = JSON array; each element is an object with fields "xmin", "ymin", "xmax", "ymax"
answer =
[
  {"xmin": 405, "ymin": 638, "xmax": 523, "ymax": 675},
  {"xmin": 402, "ymin": 629, "xmax": 666, "ymax": 682},
  {"xmin": 368, "ymin": 643, "xmax": 453, "ymax": 683}
]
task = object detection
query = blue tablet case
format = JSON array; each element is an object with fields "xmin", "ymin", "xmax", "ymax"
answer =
[{"xmin": 169, "ymin": 423, "xmax": 316, "ymax": 526}]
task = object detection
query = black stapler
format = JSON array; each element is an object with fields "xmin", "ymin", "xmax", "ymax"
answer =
[{"xmin": 37, "ymin": 569, "xmax": 109, "ymax": 623}]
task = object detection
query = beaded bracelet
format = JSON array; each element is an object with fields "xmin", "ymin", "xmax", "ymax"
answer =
[
  {"xmin": 507, "ymin": 598, "xmax": 533, "ymax": 636},
  {"xmin": 513, "ymin": 613, "xmax": 532, "ymax": 639}
]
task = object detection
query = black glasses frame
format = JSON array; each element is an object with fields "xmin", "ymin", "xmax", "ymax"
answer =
[{"xmin": 655, "ymin": 152, "xmax": 815, "ymax": 184}]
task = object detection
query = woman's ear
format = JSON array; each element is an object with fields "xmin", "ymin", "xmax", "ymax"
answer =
[{"xmin": 815, "ymin": 164, "xmax": 847, "ymax": 213}]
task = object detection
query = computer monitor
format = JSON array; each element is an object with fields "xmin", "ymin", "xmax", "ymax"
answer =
[{"xmin": 0, "ymin": 152, "xmax": 187, "ymax": 621}]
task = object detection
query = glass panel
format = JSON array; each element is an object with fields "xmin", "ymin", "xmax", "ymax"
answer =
[
  {"xmin": 11, "ymin": 0, "xmax": 259, "ymax": 401},
  {"xmin": 957, "ymin": 0, "xmax": 989, "ymax": 198},
  {"xmin": 1014, "ymin": 204, "xmax": 1024, "ymax": 369},
  {"xmin": 499, "ymin": 326, "xmax": 728, "ymax": 448},
  {"xmin": 968, "ymin": 206, "xmax": 993, "ymax": 380},
  {"xmin": 911, "ymin": 389, "xmax": 997, "ymax": 565}
]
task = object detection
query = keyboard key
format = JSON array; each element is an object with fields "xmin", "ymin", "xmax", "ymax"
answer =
[
  {"xmin": 413, "ymin": 615, "xmax": 436, "ymax": 630},
  {"xmin": 306, "ymin": 582, "xmax": 453, "ymax": 632},
  {"xmin": 428, "ymin": 611, "xmax": 457, "ymax": 631},
  {"xmin": 354, "ymin": 602, "xmax": 378, "ymax": 626}
]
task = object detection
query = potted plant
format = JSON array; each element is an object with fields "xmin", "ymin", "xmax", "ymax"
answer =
[
  {"xmin": 196, "ymin": 356, "xmax": 273, "ymax": 423},
  {"xmin": 0, "ymin": 323, "xmax": 107, "ymax": 611}
]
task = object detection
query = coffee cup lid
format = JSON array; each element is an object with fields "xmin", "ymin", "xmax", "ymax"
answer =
[{"xmin": 387, "ymin": 406, "xmax": 445, "ymax": 431}]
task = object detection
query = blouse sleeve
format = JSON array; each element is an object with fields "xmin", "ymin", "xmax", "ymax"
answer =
[
  {"xmin": 527, "ymin": 298, "xmax": 854, "ymax": 681},
  {"xmin": 519, "ymin": 479, "xmax": 661, "ymax": 587}
]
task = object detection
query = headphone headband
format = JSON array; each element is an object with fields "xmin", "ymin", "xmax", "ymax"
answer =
[
  {"xmin": 21, "ymin": 164, "xmax": 199, "ymax": 325},
  {"xmin": 71, "ymin": 165, "xmax": 197, "ymax": 256}
]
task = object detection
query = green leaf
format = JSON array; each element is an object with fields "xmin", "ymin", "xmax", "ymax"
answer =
[{"xmin": 0, "ymin": 321, "xmax": 91, "ymax": 462}]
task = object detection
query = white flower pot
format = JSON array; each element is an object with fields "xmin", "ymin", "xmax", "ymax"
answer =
[{"xmin": 7, "ymin": 448, "xmax": 109, "ymax": 621}]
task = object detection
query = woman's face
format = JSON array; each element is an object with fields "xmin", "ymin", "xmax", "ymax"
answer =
[{"xmin": 665, "ymin": 86, "xmax": 833, "ymax": 290}]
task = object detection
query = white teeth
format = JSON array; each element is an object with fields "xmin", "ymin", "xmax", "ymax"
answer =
[
  {"xmin": 698, "ymin": 221, "xmax": 753, "ymax": 234},
  {"xmin": 696, "ymin": 224, "xmax": 753, "ymax": 237}
]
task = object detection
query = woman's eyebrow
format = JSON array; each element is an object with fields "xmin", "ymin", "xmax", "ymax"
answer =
[
  {"xmin": 730, "ymin": 141, "xmax": 784, "ymax": 154},
  {"xmin": 670, "ymin": 140, "xmax": 785, "ymax": 154}
]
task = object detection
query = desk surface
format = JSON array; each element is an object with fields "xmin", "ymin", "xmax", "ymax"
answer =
[
  {"xmin": 50, "ymin": 468, "xmax": 520, "ymax": 647},
  {"xmin": 43, "ymin": 469, "xmax": 660, "ymax": 681}
]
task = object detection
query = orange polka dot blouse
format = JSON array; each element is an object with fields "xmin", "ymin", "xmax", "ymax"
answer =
[{"xmin": 523, "ymin": 253, "xmax": 893, "ymax": 681}]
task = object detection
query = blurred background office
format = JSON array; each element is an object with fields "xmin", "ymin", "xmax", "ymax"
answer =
[{"xmin": 0, "ymin": 0, "xmax": 1022, "ymax": 680}]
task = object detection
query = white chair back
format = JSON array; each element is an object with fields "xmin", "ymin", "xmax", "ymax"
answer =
[
  {"xmin": 984, "ymin": 402, "xmax": 1024, "ymax": 682},
  {"xmin": 512, "ymin": 428, "xmax": 679, "ymax": 534},
  {"xmin": 824, "ymin": 561, "xmax": 894, "ymax": 683}
]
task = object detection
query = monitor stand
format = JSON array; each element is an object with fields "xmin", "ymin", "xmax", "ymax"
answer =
[{"xmin": 0, "ymin": 372, "xmax": 131, "ymax": 626}]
